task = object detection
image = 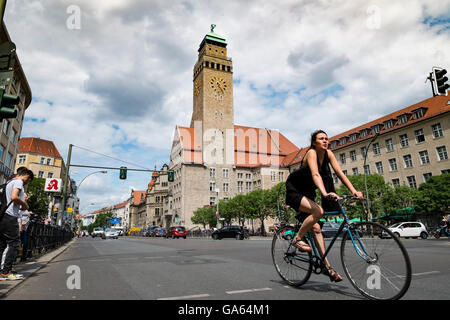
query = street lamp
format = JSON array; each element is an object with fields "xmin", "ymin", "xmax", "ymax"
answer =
[
  {"xmin": 363, "ymin": 131, "xmax": 380, "ymax": 223},
  {"xmin": 70, "ymin": 170, "xmax": 107, "ymax": 229}
]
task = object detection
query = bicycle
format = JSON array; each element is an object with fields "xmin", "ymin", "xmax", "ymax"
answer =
[{"xmin": 271, "ymin": 195, "xmax": 412, "ymax": 300}]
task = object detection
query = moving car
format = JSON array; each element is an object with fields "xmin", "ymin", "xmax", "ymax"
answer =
[
  {"xmin": 382, "ymin": 222, "xmax": 428, "ymax": 239},
  {"xmin": 211, "ymin": 225, "xmax": 248, "ymax": 240},
  {"xmin": 166, "ymin": 226, "xmax": 187, "ymax": 239},
  {"xmin": 321, "ymin": 222, "xmax": 363, "ymax": 238},
  {"xmin": 102, "ymin": 228, "xmax": 120, "ymax": 239},
  {"xmin": 91, "ymin": 227, "xmax": 104, "ymax": 238}
]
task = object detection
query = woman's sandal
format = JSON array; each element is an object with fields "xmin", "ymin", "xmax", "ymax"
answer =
[
  {"xmin": 322, "ymin": 266, "xmax": 343, "ymax": 283},
  {"xmin": 291, "ymin": 238, "xmax": 312, "ymax": 252}
]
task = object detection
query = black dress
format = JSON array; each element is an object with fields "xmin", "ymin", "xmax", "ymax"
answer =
[{"xmin": 285, "ymin": 149, "xmax": 337, "ymax": 213}]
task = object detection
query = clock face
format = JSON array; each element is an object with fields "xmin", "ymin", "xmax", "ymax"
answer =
[
  {"xmin": 194, "ymin": 79, "xmax": 201, "ymax": 96},
  {"xmin": 210, "ymin": 76, "xmax": 227, "ymax": 99}
]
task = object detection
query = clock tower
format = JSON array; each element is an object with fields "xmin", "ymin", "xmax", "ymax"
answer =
[{"xmin": 190, "ymin": 25, "xmax": 234, "ymax": 136}]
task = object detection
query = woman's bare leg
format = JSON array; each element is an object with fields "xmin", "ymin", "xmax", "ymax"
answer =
[{"xmin": 291, "ymin": 197, "xmax": 324, "ymax": 250}]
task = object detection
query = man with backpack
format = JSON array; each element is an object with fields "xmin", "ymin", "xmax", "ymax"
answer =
[{"xmin": 0, "ymin": 168, "xmax": 34, "ymax": 281}]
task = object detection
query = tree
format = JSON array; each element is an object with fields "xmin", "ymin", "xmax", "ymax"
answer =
[
  {"xmin": 246, "ymin": 189, "xmax": 278, "ymax": 236},
  {"xmin": 416, "ymin": 174, "xmax": 450, "ymax": 213},
  {"xmin": 87, "ymin": 211, "xmax": 112, "ymax": 233},
  {"xmin": 191, "ymin": 206, "xmax": 217, "ymax": 229},
  {"xmin": 382, "ymin": 186, "xmax": 420, "ymax": 214},
  {"xmin": 26, "ymin": 178, "xmax": 50, "ymax": 219}
]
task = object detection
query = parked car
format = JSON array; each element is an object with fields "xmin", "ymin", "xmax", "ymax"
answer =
[
  {"xmin": 166, "ymin": 226, "xmax": 187, "ymax": 239},
  {"xmin": 154, "ymin": 227, "xmax": 166, "ymax": 237},
  {"xmin": 102, "ymin": 228, "xmax": 119, "ymax": 239},
  {"xmin": 112, "ymin": 227, "xmax": 124, "ymax": 236},
  {"xmin": 146, "ymin": 226, "xmax": 159, "ymax": 237},
  {"xmin": 91, "ymin": 227, "xmax": 104, "ymax": 238},
  {"xmin": 212, "ymin": 225, "xmax": 248, "ymax": 240},
  {"xmin": 382, "ymin": 222, "xmax": 428, "ymax": 239},
  {"xmin": 321, "ymin": 222, "xmax": 363, "ymax": 238}
]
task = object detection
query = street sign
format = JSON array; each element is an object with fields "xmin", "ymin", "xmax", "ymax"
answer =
[
  {"xmin": 45, "ymin": 178, "xmax": 62, "ymax": 192},
  {"xmin": 110, "ymin": 218, "xmax": 121, "ymax": 224}
]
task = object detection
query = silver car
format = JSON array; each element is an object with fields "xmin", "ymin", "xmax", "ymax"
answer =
[{"xmin": 102, "ymin": 228, "xmax": 119, "ymax": 239}]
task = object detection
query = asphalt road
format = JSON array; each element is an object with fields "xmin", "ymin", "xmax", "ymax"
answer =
[{"xmin": 3, "ymin": 236, "xmax": 450, "ymax": 300}]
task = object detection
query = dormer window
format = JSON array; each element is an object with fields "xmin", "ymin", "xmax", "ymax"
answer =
[
  {"xmin": 398, "ymin": 114, "xmax": 408, "ymax": 125},
  {"xmin": 330, "ymin": 140, "xmax": 338, "ymax": 149},
  {"xmin": 349, "ymin": 133, "xmax": 358, "ymax": 142},
  {"xmin": 372, "ymin": 124, "xmax": 382, "ymax": 134},
  {"xmin": 412, "ymin": 107, "xmax": 427, "ymax": 120},
  {"xmin": 340, "ymin": 137, "xmax": 348, "ymax": 145},
  {"xmin": 384, "ymin": 119, "xmax": 393, "ymax": 129},
  {"xmin": 360, "ymin": 129, "xmax": 369, "ymax": 138}
]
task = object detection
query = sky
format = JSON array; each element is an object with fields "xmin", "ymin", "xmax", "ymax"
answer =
[{"xmin": 4, "ymin": 0, "xmax": 450, "ymax": 214}]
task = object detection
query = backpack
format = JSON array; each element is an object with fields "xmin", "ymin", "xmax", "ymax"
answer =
[{"xmin": 0, "ymin": 181, "xmax": 13, "ymax": 222}]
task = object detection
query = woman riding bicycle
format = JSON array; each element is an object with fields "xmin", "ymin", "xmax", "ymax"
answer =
[{"xmin": 285, "ymin": 130, "xmax": 363, "ymax": 282}]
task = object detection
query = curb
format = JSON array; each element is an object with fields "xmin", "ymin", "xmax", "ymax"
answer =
[{"xmin": 0, "ymin": 238, "xmax": 76, "ymax": 299}]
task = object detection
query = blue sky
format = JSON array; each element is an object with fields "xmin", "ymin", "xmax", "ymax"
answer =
[{"xmin": 4, "ymin": 0, "xmax": 450, "ymax": 213}]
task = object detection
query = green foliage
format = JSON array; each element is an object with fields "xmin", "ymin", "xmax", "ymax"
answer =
[
  {"xmin": 191, "ymin": 206, "xmax": 217, "ymax": 228},
  {"xmin": 87, "ymin": 211, "xmax": 113, "ymax": 233},
  {"xmin": 26, "ymin": 178, "xmax": 50, "ymax": 219},
  {"xmin": 416, "ymin": 174, "xmax": 450, "ymax": 213}
]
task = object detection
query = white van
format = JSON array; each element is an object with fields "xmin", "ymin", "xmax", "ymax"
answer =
[{"xmin": 383, "ymin": 222, "xmax": 428, "ymax": 239}]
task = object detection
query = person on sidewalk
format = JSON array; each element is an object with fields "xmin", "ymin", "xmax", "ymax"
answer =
[{"xmin": 0, "ymin": 169, "xmax": 34, "ymax": 281}]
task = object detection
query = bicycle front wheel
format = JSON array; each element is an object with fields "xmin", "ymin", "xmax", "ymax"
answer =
[
  {"xmin": 271, "ymin": 226, "xmax": 312, "ymax": 287},
  {"xmin": 340, "ymin": 222, "xmax": 412, "ymax": 300}
]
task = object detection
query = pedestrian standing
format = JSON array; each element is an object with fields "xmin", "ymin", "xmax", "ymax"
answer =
[{"xmin": 0, "ymin": 169, "xmax": 34, "ymax": 280}]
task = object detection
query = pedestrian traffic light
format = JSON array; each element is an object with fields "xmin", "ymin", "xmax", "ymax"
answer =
[
  {"xmin": 119, "ymin": 166, "xmax": 127, "ymax": 180},
  {"xmin": 0, "ymin": 88, "xmax": 19, "ymax": 121},
  {"xmin": 432, "ymin": 67, "xmax": 450, "ymax": 96},
  {"xmin": 167, "ymin": 169, "xmax": 174, "ymax": 182}
]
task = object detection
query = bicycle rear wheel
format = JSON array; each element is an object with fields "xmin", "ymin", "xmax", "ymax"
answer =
[
  {"xmin": 271, "ymin": 226, "xmax": 312, "ymax": 287},
  {"xmin": 340, "ymin": 222, "xmax": 411, "ymax": 300}
]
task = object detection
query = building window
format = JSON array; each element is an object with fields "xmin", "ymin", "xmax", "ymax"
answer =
[
  {"xmin": 237, "ymin": 181, "xmax": 243, "ymax": 193},
  {"xmin": 392, "ymin": 178, "xmax": 400, "ymax": 187},
  {"xmin": 6, "ymin": 152, "xmax": 12, "ymax": 168},
  {"xmin": 340, "ymin": 153, "xmax": 346, "ymax": 164},
  {"xmin": 385, "ymin": 139, "xmax": 394, "ymax": 152},
  {"xmin": 398, "ymin": 115, "xmax": 408, "ymax": 125},
  {"xmin": 0, "ymin": 145, "xmax": 4, "ymax": 162},
  {"xmin": 419, "ymin": 150, "xmax": 430, "ymax": 165},
  {"xmin": 441, "ymin": 169, "xmax": 450, "ymax": 174},
  {"xmin": 414, "ymin": 129, "xmax": 425, "ymax": 143},
  {"xmin": 246, "ymin": 181, "xmax": 252, "ymax": 192},
  {"xmin": 423, "ymin": 173, "xmax": 432, "ymax": 182},
  {"xmin": 403, "ymin": 155, "xmax": 413, "ymax": 168},
  {"xmin": 375, "ymin": 162, "xmax": 383, "ymax": 174},
  {"xmin": 237, "ymin": 173, "xmax": 243, "ymax": 179},
  {"xmin": 270, "ymin": 171, "xmax": 276, "ymax": 182},
  {"xmin": 413, "ymin": 109, "xmax": 424, "ymax": 119},
  {"xmin": 432, "ymin": 123, "xmax": 443, "ymax": 138},
  {"xmin": 437, "ymin": 146, "xmax": 448, "ymax": 161},
  {"xmin": 18, "ymin": 155, "xmax": 26, "ymax": 164},
  {"xmin": 342, "ymin": 170, "xmax": 347, "ymax": 176},
  {"xmin": 364, "ymin": 165, "xmax": 370, "ymax": 175},
  {"xmin": 223, "ymin": 168, "xmax": 229, "ymax": 178},
  {"xmin": 361, "ymin": 147, "xmax": 367, "ymax": 158},
  {"xmin": 40, "ymin": 157, "xmax": 45, "ymax": 164},
  {"xmin": 210, "ymin": 197, "xmax": 216, "ymax": 205},
  {"xmin": 360, "ymin": 130, "xmax": 368, "ymax": 138},
  {"xmin": 350, "ymin": 134, "xmax": 357, "ymax": 142},
  {"xmin": 373, "ymin": 143, "xmax": 380, "ymax": 155},
  {"xmin": 209, "ymin": 182, "xmax": 216, "ymax": 192},
  {"xmin": 350, "ymin": 150, "xmax": 357, "ymax": 161},
  {"xmin": 210, "ymin": 168, "xmax": 215, "ymax": 178},
  {"xmin": 384, "ymin": 120, "xmax": 393, "ymax": 129},
  {"xmin": 38, "ymin": 171, "xmax": 44, "ymax": 178},
  {"xmin": 352, "ymin": 167, "xmax": 359, "ymax": 175},
  {"xmin": 9, "ymin": 129, "xmax": 16, "ymax": 143},
  {"xmin": 246, "ymin": 173, "xmax": 252, "ymax": 180},
  {"xmin": 2, "ymin": 121, "xmax": 9, "ymax": 137},
  {"xmin": 223, "ymin": 183, "xmax": 229, "ymax": 192},
  {"xmin": 332, "ymin": 173, "xmax": 338, "ymax": 184},
  {"xmin": 46, "ymin": 158, "xmax": 51, "ymax": 165},
  {"xmin": 48, "ymin": 172, "xmax": 53, "ymax": 178},
  {"xmin": 407, "ymin": 176, "xmax": 417, "ymax": 188},
  {"xmin": 278, "ymin": 172, "xmax": 284, "ymax": 181},
  {"xmin": 399, "ymin": 134, "xmax": 409, "ymax": 148},
  {"xmin": 389, "ymin": 158, "xmax": 398, "ymax": 171}
]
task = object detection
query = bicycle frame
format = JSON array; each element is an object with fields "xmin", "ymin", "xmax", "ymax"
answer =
[{"xmin": 302, "ymin": 203, "xmax": 375, "ymax": 267}]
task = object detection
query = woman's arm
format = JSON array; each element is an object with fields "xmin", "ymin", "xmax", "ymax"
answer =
[{"xmin": 327, "ymin": 150, "xmax": 363, "ymax": 199}]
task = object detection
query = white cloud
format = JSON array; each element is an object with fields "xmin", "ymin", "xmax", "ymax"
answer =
[{"xmin": 4, "ymin": 0, "xmax": 450, "ymax": 213}]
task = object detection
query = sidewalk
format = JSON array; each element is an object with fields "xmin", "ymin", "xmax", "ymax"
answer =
[{"xmin": 0, "ymin": 239, "xmax": 75, "ymax": 298}]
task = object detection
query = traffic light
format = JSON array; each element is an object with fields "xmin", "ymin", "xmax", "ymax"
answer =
[
  {"xmin": 432, "ymin": 67, "xmax": 450, "ymax": 96},
  {"xmin": 167, "ymin": 170, "xmax": 174, "ymax": 182},
  {"xmin": 119, "ymin": 166, "xmax": 127, "ymax": 179},
  {"xmin": 0, "ymin": 88, "xmax": 19, "ymax": 121}
]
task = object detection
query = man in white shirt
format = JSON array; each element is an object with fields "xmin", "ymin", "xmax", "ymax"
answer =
[{"xmin": 0, "ymin": 169, "xmax": 34, "ymax": 280}]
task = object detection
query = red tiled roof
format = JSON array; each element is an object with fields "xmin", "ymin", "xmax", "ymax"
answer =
[
  {"xmin": 113, "ymin": 201, "xmax": 128, "ymax": 209},
  {"xmin": 177, "ymin": 125, "xmax": 301, "ymax": 167},
  {"xmin": 329, "ymin": 95, "xmax": 450, "ymax": 151},
  {"xmin": 18, "ymin": 137, "xmax": 62, "ymax": 158},
  {"xmin": 132, "ymin": 190, "xmax": 146, "ymax": 205}
]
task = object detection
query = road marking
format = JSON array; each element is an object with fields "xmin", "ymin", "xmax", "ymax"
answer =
[
  {"xmin": 412, "ymin": 271, "xmax": 440, "ymax": 276},
  {"xmin": 226, "ymin": 288, "xmax": 272, "ymax": 295},
  {"xmin": 157, "ymin": 294, "xmax": 211, "ymax": 300},
  {"xmin": 118, "ymin": 258, "xmax": 138, "ymax": 261},
  {"xmin": 144, "ymin": 256, "xmax": 164, "ymax": 259},
  {"xmin": 88, "ymin": 259, "xmax": 105, "ymax": 262}
]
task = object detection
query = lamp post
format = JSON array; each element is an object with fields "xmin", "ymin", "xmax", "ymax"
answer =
[{"xmin": 70, "ymin": 170, "xmax": 107, "ymax": 229}]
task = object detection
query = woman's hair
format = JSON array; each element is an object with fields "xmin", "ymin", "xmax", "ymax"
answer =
[{"xmin": 310, "ymin": 130, "xmax": 328, "ymax": 149}]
